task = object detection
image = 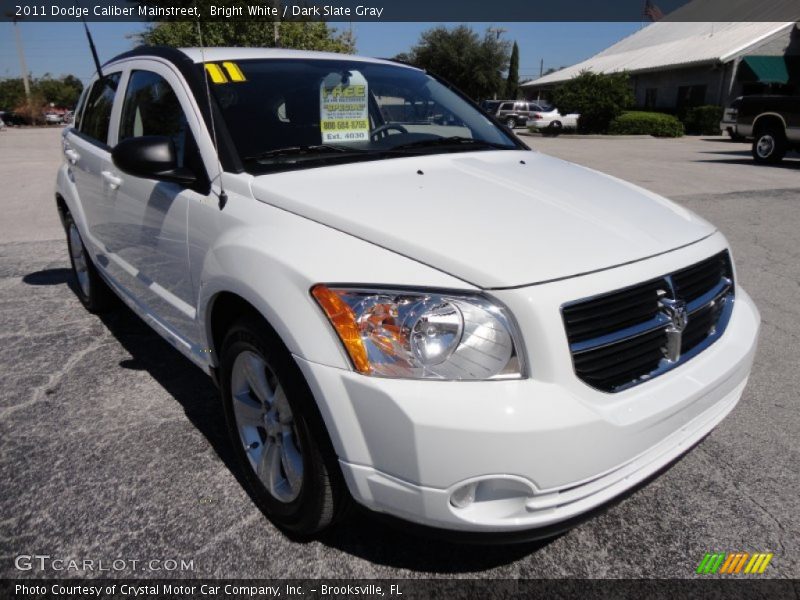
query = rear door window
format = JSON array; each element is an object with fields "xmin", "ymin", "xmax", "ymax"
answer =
[
  {"xmin": 72, "ymin": 84, "xmax": 92, "ymax": 131},
  {"xmin": 79, "ymin": 73, "xmax": 121, "ymax": 146}
]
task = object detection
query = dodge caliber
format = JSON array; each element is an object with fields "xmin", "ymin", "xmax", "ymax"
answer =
[{"xmin": 55, "ymin": 47, "xmax": 760, "ymax": 537}]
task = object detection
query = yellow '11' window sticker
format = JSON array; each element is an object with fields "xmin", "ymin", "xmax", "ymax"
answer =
[
  {"xmin": 204, "ymin": 62, "xmax": 247, "ymax": 84},
  {"xmin": 320, "ymin": 71, "xmax": 369, "ymax": 143}
]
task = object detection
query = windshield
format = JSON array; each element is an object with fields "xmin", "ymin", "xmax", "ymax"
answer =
[{"xmin": 204, "ymin": 59, "xmax": 519, "ymax": 173}]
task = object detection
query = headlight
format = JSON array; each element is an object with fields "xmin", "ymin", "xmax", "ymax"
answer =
[{"xmin": 312, "ymin": 285, "xmax": 525, "ymax": 380}]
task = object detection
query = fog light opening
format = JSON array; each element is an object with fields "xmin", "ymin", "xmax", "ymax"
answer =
[{"xmin": 450, "ymin": 482, "xmax": 478, "ymax": 508}]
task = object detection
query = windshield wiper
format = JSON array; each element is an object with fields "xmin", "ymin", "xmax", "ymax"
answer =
[
  {"xmin": 385, "ymin": 136, "xmax": 514, "ymax": 153},
  {"xmin": 244, "ymin": 144, "xmax": 364, "ymax": 162}
]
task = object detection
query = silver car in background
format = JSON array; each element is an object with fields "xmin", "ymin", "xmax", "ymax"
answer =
[{"xmin": 526, "ymin": 108, "xmax": 580, "ymax": 134}]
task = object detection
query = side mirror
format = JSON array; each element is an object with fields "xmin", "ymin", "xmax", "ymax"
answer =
[{"xmin": 111, "ymin": 135, "xmax": 196, "ymax": 185}]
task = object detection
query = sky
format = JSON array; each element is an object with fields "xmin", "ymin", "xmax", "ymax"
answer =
[{"xmin": 0, "ymin": 21, "xmax": 642, "ymax": 84}]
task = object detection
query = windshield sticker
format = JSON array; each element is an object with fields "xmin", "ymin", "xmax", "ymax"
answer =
[
  {"xmin": 222, "ymin": 62, "xmax": 247, "ymax": 82},
  {"xmin": 204, "ymin": 62, "xmax": 247, "ymax": 84},
  {"xmin": 320, "ymin": 71, "xmax": 369, "ymax": 143},
  {"xmin": 204, "ymin": 64, "xmax": 228, "ymax": 84}
]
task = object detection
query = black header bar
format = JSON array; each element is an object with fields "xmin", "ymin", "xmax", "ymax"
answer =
[{"xmin": 2, "ymin": 0, "xmax": 799, "ymax": 22}]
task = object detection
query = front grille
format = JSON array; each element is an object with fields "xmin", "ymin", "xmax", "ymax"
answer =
[{"xmin": 562, "ymin": 251, "xmax": 734, "ymax": 393}]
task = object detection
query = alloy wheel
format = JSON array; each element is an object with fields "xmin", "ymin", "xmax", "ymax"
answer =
[
  {"xmin": 230, "ymin": 350, "xmax": 303, "ymax": 503},
  {"xmin": 756, "ymin": 134, "xmax": 775, "ymax": 158}
]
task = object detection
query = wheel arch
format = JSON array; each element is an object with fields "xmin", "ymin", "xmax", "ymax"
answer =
[
  {"xmin": 207, "ymin": 291, "xmax": 272, "ymax": 363},
  {"xmin": 752, "ymin": 113, "xmax": 787, "ymax": 135},
  {"xmin": 206, "ymin": 288, "xmax": 354, "ymax": 473},
  {"xmin": 55, "ymin": 193, "xmax": 68, "ymax": 230}
]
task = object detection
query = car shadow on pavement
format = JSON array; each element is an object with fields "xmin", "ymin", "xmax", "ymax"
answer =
[
  {"xmin": 22, "ymin": 267, "xmax": 73, "ymax": 286},
  {"xmin": 316, "ymin": 517, "xmax": 556, "ymax": 573},
  {"xmin": 24, "ymin": 267, "xmax": 555, "ymax": 571},
  {"xmin": 699, "ymin": 137, "xmax": 746, "ymax": 143},
  {"xmin": 695, "ymin": 146, "xmax": 800, "ymax": 169},
  {"xmin": 697, "ymin": 148, "xmax": 751, "ymax": 156},
  {"xmin": 696, "ymin": 157, "xmax": 800, "ymax": 169}
]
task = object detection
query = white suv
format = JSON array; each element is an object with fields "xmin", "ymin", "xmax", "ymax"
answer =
[{"xmin": 56, "ymin": 47, "xmax": 760, "ymax": 538}]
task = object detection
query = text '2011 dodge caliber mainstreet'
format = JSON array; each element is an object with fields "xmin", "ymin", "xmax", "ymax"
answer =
[{"xmin": 55, "ymin": 47, "xmax": 760, "ymax": 538}]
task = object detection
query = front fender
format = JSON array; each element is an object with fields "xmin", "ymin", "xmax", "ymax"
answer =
[{"xmin": 196, "ymin": 207, "xmax": 475, "ymax": 370}]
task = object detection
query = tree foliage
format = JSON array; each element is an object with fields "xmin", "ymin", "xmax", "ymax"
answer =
[
  {"xmin": 551, "ymin": 70, "xmax": 634, "ymax": 133},
  {"xmin": 136, "ymin": 11, "xmax": 354, "ymax": 53},
  {"xmin": 0, "ymin": 78, "xmax": 26, "ymax": 111},
  {"xmin": 505, "ymin": 42, "xmax": 520, "ymax": 99},
  {"xmin": 400, "ymin": 25, "xmax": 510, "ymax": 101},
  {"xmin": 0, "ymin": 74, "xmax": 83, "ymax": 114}
]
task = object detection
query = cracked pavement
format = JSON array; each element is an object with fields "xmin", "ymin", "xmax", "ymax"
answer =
[{"xmin": 0, "ymin": 128, "xmax": 798, "ymax": 579}]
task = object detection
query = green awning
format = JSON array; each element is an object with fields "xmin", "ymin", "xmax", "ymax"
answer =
[{"xmin": 739, "ymin": 56, "xmax": 791, "ymax": 84}]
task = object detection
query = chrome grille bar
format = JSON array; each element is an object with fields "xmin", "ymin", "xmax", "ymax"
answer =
[{"xmin": 562, "ymin": 251, "xmax": 734, "ymax": 393}]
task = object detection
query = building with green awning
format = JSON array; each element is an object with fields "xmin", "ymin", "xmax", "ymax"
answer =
[
  {"xmin": 738, "ymin": 55, "xmax": 800, "ymax": 90},
  {"xmin": 523, "ymin": 17, "xmax": 800, "ymax": 110}
]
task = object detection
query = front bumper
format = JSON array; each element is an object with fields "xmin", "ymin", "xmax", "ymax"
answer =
[
  {"xmin": 296, "ymin": 237, "xmax": 760, "ymax": 532},
  {"xmin": 720, "ymin": 121, "xmax": 738, "ymax": 137}
]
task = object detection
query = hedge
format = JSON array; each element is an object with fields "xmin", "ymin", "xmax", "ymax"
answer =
[
  {"xmin": 550, "ymin": 71, "xmax": 634, "ymax": 134},
  {"xmin": 608, "ymin": 111, "xmax": 684, "ymax": 137},
  {"xmin": 683, "ymin": 105, "xmax": 724, "ymax": 135}
]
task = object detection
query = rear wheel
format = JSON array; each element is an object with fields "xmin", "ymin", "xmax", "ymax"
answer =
[
  {"xmin": 220, "ymin": 316, "xmax": 351, "ymax": 536},
  {"xmin": 752, "ymin": 124, "xmax": 786, "ymax": 164},
  {"xmin": 505, "ymin": 117, "xmax": 517, "ymax": 129},
  {"xmin": 64, "ymin": 212, "xmax": 113, "ymax": 313}
]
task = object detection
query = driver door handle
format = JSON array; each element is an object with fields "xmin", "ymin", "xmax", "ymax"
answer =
[
  {"xmin": 101, "ymin": 171, "xmax": 123, "ymax": 190},
  {"xmin": 64, "ymin": 148, "xmax": 80, "ymax": 164}
]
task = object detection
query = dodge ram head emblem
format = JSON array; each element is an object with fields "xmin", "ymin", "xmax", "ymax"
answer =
[{"xmin": 659, "ymin": 297, "xmax": 688, "ymax": 363}]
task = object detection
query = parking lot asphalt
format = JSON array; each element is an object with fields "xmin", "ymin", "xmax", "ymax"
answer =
[{"xmin": 1, "ymin": 128, "xmax": 798, "ymax": 579}]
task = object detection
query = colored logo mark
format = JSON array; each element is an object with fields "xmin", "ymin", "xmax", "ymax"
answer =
[{"xmin": 696, "ymin": 552, "xmax": 773, "ymax": 574}]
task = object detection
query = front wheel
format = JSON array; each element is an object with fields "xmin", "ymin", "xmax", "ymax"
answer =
[
  {"xmin": 752, "ymin": 126, "xmax": 787, "ymax": 164},
  {"xmin": 220, "ymin": 317, "xmax": 351, "ymax": 536},
  {"xmin": 505, "ymin": 117, "xmax": 517, "ymax": 129},
  {"xmin": 64, "ymin": 212, "xmax": 113, "ymax": 313}
]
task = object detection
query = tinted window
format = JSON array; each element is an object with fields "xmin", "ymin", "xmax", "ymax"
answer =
[
  {"xmin": 118, "ymin": 70, "xmax": 206, "ymax": 186},
  {"xmin": 208, "ymin": 59, "xmax": 517, "ymax": 174},
  {"xmin": 80, "ymin": 73, "xmax": 121, "ymax": 145},
  {"xmin": 677, "ymin": 85, "xmax": 707, "ymax": 110},
  {"xmin": 120, "ymin": 70, "xmax": 188, "ymax": 165},
  {"xmin": 499, "ymin": 102, "xmax": 514, "ymax": 111},
  {"xmin": 645, "ymin": 88, "xmax": 657, "ymax": 109},
  {"xmin": 72, "ymin": 83, "xmax": 92, "ymax": 132}
]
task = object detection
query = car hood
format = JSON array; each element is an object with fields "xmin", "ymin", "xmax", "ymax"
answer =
[{"xmin": 249, "ymin": 150, "xmax": 715, "ymax": 288}]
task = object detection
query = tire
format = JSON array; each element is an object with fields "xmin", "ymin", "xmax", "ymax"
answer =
[
  {"xmin": 64, "ymin": 212, "xmax": 114, "ymax": 313},
  {"xmin": 549, "ymin": 121, "xmax": 563, "ymax": 136},
  {"xmin": 505, "ymin": 117, "xmax": 517, "ymax": 129},
  {"xmin": 752, "ymin": 124, "xmax": 787, "ymax": 164},
  {"xmin": 220, "ymin": 316, "xmax": 351, "ymax": 536}
]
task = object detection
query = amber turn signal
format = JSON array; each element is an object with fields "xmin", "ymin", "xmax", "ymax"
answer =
[{"xmin": 311, "ymin": 285, "xmax": 371, "ymax": 373}]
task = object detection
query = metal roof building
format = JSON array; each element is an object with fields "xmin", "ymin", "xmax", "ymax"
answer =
[{"xmin": 523, "ymin": 20, "xmax": 799, "ymax": 109}]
